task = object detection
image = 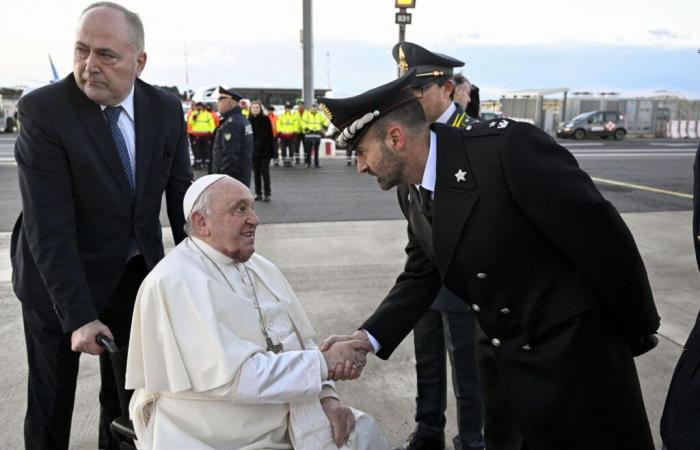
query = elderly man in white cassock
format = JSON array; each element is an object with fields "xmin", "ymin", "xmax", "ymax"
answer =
[{"xmin": 125, "ymin": 174, "xmax": 388, "ymax": 450}]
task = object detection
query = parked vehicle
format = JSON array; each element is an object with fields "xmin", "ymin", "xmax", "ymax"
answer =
[{"xmin": 557, "ymin": 110, "xmax": 627, "ymax": 140}]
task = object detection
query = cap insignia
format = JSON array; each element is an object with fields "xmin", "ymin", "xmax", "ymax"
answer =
[{"xmin": 398, "ymin": 46, "xmax": 409, "ymax": 76}]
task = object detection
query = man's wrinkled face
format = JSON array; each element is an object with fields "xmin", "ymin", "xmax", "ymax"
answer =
[
  {"xmin": 355, "ymin": 128, "xmax": 406, "ymax": 191},
  {"xmin": 205, "ymin": 180, "xmax": 259, "ymax": 262},
  {"xmin": 73, "ymin": 7, "xmax": 146, "ymax": 106},
  {"xmin": 412, "ymin": 80, "xmax": 453, "ymax": 123}
]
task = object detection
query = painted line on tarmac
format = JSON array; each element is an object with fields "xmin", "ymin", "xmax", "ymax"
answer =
[
  {"xmin": 590, "ymin": 177, "xmax": 693, "ymax": 199},
  {"xmin": 561, "ymin": 142, "xmax": 604, "ymax": 147},
  {"xmin": 649, "ymin": 142, "xmax": 698, "ymax": 147},
  {"xmin": 574, "ymin": 152, "xmax": 694, "ymax": 158}
]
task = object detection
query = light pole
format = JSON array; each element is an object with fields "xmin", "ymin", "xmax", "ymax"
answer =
[
  {"xmin": 395, "ymin": 0, "xmax": 415, "ymax": 76},
  {"xmin": 302, "ymin": 0, "xmax": 314, "ymax": 106}
]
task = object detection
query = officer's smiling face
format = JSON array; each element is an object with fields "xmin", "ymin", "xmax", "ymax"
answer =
[{"xmin": 355, "ymin": 126, "xmax": 406, "ymax": 191}]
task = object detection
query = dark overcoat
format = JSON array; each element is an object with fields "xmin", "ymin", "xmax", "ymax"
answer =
[
  {"xmin": 660, "ymin": 142, "xmax": 700, "ymax": 450},
  {"xmin": 362, "ymin": 120, "xmax": 660, "ymax": 450},
  {"xmin": 212, "ymin": 106, "xmax": 253, "ymax": 186}
]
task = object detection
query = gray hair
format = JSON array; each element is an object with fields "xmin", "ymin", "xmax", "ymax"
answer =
[
  {"xmin": 81, "ymin": 2, "xmax": 145, "ymax": 54},
  {"xmin": 183, "ymin": 188, "xmax": 214, "ymax": 236}
]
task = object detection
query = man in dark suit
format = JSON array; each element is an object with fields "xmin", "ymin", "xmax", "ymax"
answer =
[
  {"xmin": 389, "ymin": 42, "xmax": 484, "ymax": 450},
  {"xmin": 660, "ymin": 141, "xmax": 700, "ymax": 450},
  {"xmin": 10, "ymin": 3, "xmax": 192, "ymax": 449},
  {"xmin": 320, "ymin": 71, "xmax": 660, "ymax": 450}
]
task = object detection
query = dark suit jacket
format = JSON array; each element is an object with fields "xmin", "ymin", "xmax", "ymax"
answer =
[
  {"xmin": 11, "ymin": 75, "xmax": 192, "ymax": 333},
  {"xmin": 660, "ymin": 142, "xmax": 700, "ymax": 450},
  {"xmin": 362, "ymin": 120, "xmax": 659, "ymax": 450}
]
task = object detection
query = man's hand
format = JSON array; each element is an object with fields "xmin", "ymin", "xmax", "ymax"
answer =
[
  {"xmin": 322, "ymin": 340, "xmax": 371, "ymax": 381},
  {"xmin": 71, "ymin": 320, "xmax": 113, "ymax": 355},
  {"xmin": 321, "ymin": 397, "xmax": 355, "ymax": 448},
  {"xmin": 321, "ymin": 330, "xmax": 371, "ymax": 352}
]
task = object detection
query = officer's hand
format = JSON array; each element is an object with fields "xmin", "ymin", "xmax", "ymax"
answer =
[{"xmin": 71, "ymin": 320, "xmax": 113, "ymax": 355}]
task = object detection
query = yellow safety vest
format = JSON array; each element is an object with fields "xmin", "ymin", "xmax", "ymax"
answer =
[
  {"xmin": 188, "ymin": 110, "xmax": 216, "ymax": 134},
  {"xmin": 277, "ymin": 111, "xmax": 298, "ymax": 135},
  {"xmin": 301, "ymin": 110, "xmax": 329, "ymax": 132}
]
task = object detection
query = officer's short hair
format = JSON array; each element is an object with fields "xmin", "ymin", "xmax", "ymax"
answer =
[
  {"xmin": 81, "ymin": 2, "xmax": 145, "ymax": 54},
  {"xmin": 367, "ymin": 99, "xmax": 426, "ymax": 143}
]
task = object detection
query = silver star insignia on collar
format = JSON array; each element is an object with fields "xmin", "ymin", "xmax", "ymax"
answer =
[
  {"xmin": 489, "ymin": 121, "xmax": 497, "ymax": 128},
  {"xmin": 455, "ymin": 169, "xmax": 467, "ymax": 182},
  {"xmin": 497, "ymin": 119, "xmax": 509, "ymax": 129}
]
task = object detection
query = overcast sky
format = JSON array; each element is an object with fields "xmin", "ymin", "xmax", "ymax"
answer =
[{"xmin": 1, "ymin": 0, "xmax": 698, "ymax": 99}]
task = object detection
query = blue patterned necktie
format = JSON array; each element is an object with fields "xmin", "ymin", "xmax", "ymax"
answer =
[
  {"xmin": 103, "ymin": 106, "xmax": 135, "ymax": 192},
  {"xmin": 104, "ymin": 105, "xmax": 139, "ymax": 259}
]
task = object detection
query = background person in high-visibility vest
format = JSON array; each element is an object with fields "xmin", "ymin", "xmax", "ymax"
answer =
[
  {"xmin": 276, "ymin": 103, "xmax": 297, "ymax": 167},
  {"xmin": 301, "ymin": 102, "xmax": 330, "ymax": 168},
  {"xmin": 292, "ymin": 100, "xmax": 305, "ymax": 165},
  {"xmin": 187, "ymin": 102, "xmax": 217, "ymax": 170},
  {"xmin": 267, "ymin": 105, "xmax": 280, "ymax": 166}
]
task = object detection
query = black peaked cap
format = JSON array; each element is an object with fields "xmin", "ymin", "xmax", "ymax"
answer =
[
  {"xmin": 319, "ymin": 70, "xmax": 418, "ymax": 149},
  {"xmin": 218, "ymin": 86, "xmax": 242, "ymax": 101},
  {"xmin": 392, "ymin": 41, "xmax": 464, "ymax": 87}
]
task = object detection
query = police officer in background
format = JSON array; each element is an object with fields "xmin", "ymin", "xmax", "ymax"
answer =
[
  {"xmin": 212, "ymin": 86, "xmax": 253, "ymax": 186},
  {"xmin": 390, "ymin": 42, "xmax": 484, "ymax": 450}
]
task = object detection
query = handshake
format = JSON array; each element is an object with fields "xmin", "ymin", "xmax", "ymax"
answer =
[{"xmin": 320, "ymin": 330, "xmax": 374, "ymax": 381}]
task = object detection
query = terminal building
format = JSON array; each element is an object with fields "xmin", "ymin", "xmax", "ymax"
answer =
[{"xmin": 496, "ymin": 89, "xmax": 700, "ymax": 137}]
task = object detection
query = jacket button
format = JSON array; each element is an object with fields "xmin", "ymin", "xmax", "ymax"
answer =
[
  {"xmin": 500, "ymin": 307, "xmax": 511, "ymax": 314},
  {"xmin": 476, "ymin": 272, "xmax": 487, "ymax": 279},
  {"xmin": 472, "ymin": 304, "xmax": 480, "ymax": 312},
  {"xmin": 491, "ymin": 338, "xmax": 501, "ymax": 347},
  {"xmin": 697, "ymin": 235, "xmax": 700, "ymax": 243}
]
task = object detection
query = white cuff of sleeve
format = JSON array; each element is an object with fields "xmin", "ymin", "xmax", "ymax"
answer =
[{"xmin": 362, "ymin": 329, "xmax": 381, "ymax": 353}]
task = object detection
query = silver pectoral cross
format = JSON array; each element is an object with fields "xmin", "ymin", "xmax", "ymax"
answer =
[{"xmin": 266, "ymin": 337, "xmax": 284, "ymax": 354}]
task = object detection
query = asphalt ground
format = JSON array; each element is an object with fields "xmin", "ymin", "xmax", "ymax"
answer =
[
  {"xmin": 1, "ymin": 133, "xmax": 698, "ymax": 231},
  {"xmin": 0, "ymin": 132, "xmax": 699, "ymax": 449}
]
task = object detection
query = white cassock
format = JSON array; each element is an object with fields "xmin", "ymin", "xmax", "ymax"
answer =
[{"xmin": 125, "ymin": 237, "xmax": 388, "ymax": 450}]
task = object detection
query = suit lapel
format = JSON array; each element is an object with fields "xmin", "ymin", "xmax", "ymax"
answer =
[
  {"xmin": 73, "ymin": 79, "xmax": 134, "ymax": 204},
  {"xmin": 133, "ymin": 81, "xmax": 157, "ymax": 205},
  {"xmin": 431, "ymin": 124, "xmax": 479, "ymax": 276}
]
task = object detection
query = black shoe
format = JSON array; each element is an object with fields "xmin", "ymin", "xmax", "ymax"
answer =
[
  {"xmin": 346, "ymin": 159, "xmax": 352, "ymax": 166},
  {"xmin": 273, "ymin": 160, "xmax": 279, "ymax": 167},
  {"xmin": 295, "ymin": 158, "xmax": 300, "ymax": 165},
  {"xmin": 263, "ymin": 195, "xmax": 271, "ymax": 202},
  {"xmin": 306, "ymin": 163, "xmax": 311, "ymax": 168},
  {"xmin": 254, "ymin": 195, "xmax": 262, "ymax": 201},
  {"xmin": 393, "ymin": 431, "xmax": 445, "ymax": 450},
  {"xmin": 314, "ymin": 164, "xmax": 321, "ymax": 169}
]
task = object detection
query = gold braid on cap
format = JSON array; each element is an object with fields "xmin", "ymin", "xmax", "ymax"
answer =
[
  {"xmin": 319, "ymin": 103, "xmax": 333, "ymax": 120},
  {"xmin": 415, "ymin": 71, "xmax": 445, "ymax": 78},
  {"xmin": 398, "ymin": 46, "xmax": 409, "ymax": 76}
]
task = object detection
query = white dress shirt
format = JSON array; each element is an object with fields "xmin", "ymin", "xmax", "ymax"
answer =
[{"xmin": 100, "ymin": 86, "xmax": 136, "ymax": 181}]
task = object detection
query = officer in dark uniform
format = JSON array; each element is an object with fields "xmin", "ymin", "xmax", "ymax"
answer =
[
  {"xmin": 390, "ymin": 41, "xmax": 484, "ymax": 450},
  {"xmin": 212, "ymin": 86, "xmax": 254, "ymax": 186},
  {"xmin": 660, "ymin": 141, "xmax": 700, "ymax": 450},
  {"xmin": 319, "ymin": 71, "xmax": 660, "ymax": 450}
]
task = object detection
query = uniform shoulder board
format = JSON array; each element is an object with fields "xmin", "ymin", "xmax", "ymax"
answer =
[
  {"xmin": 244, "ymin": 124, "xmax": 253, "ymax": 135},
  {"xmin": 463, "ymin": 118, "xmax": 517, "ymax": 137}
]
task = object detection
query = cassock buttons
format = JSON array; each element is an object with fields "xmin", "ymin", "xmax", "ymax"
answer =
[
  {"xmin": 522, "ymin": 344, "xmax": 532, "ymax": 351},
  {"xmin": 472, "ymin": 304, "xmax": 480, "ymax": 312},
  {"xmin": 491, "ymin": 338, "xmax": 501, "ymax": 347},
  {"xmin": 500, "ymin": 307, "xmax": 511, "ymax": 315},
  {"xmin": 476, "ymin": 272, "xmax": 487, "ymax": 279},
  {"xmin": 696, "ymin": 235, "xmax": 700, "ymax": 243}
]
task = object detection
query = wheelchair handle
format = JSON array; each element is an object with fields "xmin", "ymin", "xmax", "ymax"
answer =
[{"xmin": 96, "ymin": 334, "xmax": 119, "ymax": 354}]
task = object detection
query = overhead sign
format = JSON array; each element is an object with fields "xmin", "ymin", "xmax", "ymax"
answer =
[
  {"xmin": 395, "ymin": 12, "xmax": 412, "ymax": 24},
  {"xmin": 395, "ymin": 0, "xmax": 416, "ymax": 8}
]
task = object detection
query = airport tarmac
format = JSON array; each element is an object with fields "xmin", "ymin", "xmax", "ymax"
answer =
[{"xmin": 1, "ymin": 209, "xmax": 698, "ymax": 449}]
